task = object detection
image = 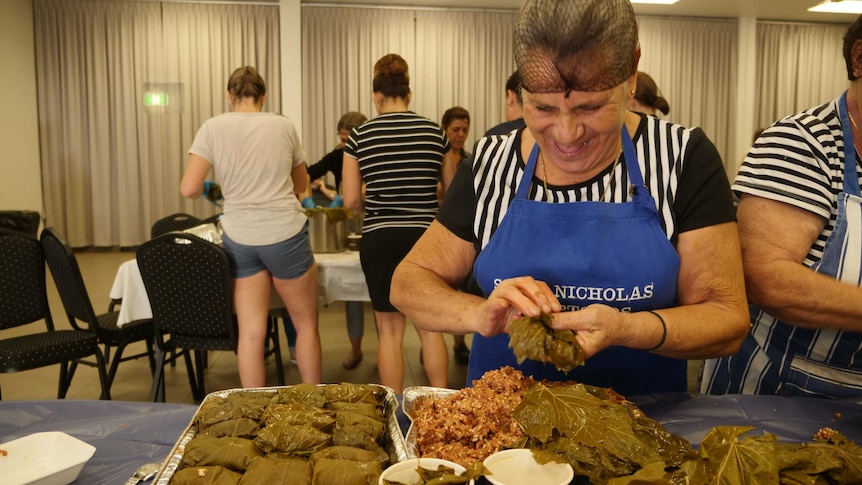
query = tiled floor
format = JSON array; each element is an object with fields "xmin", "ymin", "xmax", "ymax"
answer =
[{"xmin": 0, "ymin": 248, "xmax": 700, "ymax": 403}]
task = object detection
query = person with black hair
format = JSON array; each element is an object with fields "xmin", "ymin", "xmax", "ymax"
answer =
[
  {"xmin": 485, "ymin": 71, "xmax": 527, "ymax": 136},
  {"xmin": 628, "ymin": 71, "xmax": 669, "ymax": 117}
]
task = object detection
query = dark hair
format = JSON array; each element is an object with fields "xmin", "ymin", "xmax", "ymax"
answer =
[
  {"xmin": 441, "ymin": 107, "xmax": 470, "ymax": 130},
  {"xmin": 633, "ymin": 71, "xmax": 670, "ymax": 115},
  {"xmin": 373, "ymin": 54, "xmax": 411, "ymax": 98},
  {"xmin": 227, "ymin": 66, "xmax": 266, "ymax": 102},
  {"xmin": 337, "ymin": 112, "xmax": 367, "ymax": 131},
  {"xmin": 844, "ymin": 15, "xmax": 862, "ymax": 80},
  {"xmin": 505, "ymin": 70, "xmax": 523, "ymax": 104},
  {"xmin": 514, "ymin": 0, "xmax": 639, "ymax": 94}
]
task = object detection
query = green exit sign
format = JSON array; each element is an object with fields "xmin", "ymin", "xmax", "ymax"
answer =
[{"xmin": 144, "ymin": 92, "xmax": 169, "ymax": 106}]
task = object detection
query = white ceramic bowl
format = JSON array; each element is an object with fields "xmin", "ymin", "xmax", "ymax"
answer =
[
  {"xmin": 0, "ymin": 431, "xmax": 97, "ymax": 485},
  {"xmin": 482, "ymin": 448, "xmax": 573, "ymax": 485},
  {"xmin": 379, "ymin": 458, "xmax": 472, "ymax": 485}
]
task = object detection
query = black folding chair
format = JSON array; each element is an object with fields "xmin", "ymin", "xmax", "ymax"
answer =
[
  {"xmin": 41, "ymin": 227, "xmax": 156, "ymax": 393},
  {"xmin": 150, "ymin": 213, "xmax": 202, "ymax": 239},
  {"xmin": 137, "ymin": 233, "xmax": 284, "ymax": 402},
  {"xmin": 0, "ymin": 228, "xmax": 110, "ymax": 400}
]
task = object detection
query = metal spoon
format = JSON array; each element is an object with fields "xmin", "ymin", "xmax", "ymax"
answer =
[{"xmin": 126, "ymin": 462, "xmax": 161, "ymax": 485}]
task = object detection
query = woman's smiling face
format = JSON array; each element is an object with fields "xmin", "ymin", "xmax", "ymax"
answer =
[{"xmin": 521, "ymin": 78, "xmax": 632, "ymax": 180}]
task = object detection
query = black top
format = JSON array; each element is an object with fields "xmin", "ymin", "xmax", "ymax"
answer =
[{"xmin": 307, "ymin": 147, "xmax": 344, "ymax": 188}]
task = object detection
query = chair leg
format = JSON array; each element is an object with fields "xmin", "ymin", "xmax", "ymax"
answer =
[
  {"xmin": 269, "ymin": 319, "xmax": 286, "ymax": 386},
  {"xmin": 146, "ymin": 338, "xmax": 156, "ymax": 374},
  {"xmin": 182, "ymin": 350, "xmax": 202, "ymax": 401},
  {"xmin": 194, "ymin": 350, "xmax": 206, "ymax": 401},
  {"xmin": 94, "ymin": 348, "xmax": 111, "ymax": 400},
  {"xmin": 57, "ymin": 362, "xmax": 70, "ymax": 399},
  {"xmin": 150, "ymin": 348, "xmax": 167, "ymax": 402}
]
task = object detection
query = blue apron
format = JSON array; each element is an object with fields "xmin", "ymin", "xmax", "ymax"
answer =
[
  {"xmin": 702, "ymin": 91, "xmax": 862, "ymax": 398},
  {"xmin": 469, "ymin": 128, "xmax": 686, "ymax": 397}
]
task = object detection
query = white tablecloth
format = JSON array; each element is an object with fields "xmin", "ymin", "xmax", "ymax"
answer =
[{"xmin": 110, "ymin": 250, "xmax": 368, "ymax": 326}]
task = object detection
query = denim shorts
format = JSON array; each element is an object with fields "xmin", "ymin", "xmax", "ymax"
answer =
[{"xmin": 222, "ymin": 223, "xmax": 314, "ymax": 279}]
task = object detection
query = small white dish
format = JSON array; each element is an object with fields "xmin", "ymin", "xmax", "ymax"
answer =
[
  {"xmin": 482, "ymin": 448, "xmax": 573, "ymax": 485},
  {"xmin": 379, "ymin": 457, "xmax": 472, "ymax": 485},
  {"xmin": 0, "ymin": 431, "xmax": 97, "ymax": 485}
]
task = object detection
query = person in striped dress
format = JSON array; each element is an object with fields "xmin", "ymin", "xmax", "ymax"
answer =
[
  {"xmin": 701, "ymin": 15, "xmax": 862, "ymax": 398},
  {"xmin": 342, "ymin": 53, "xmax": 451, "ymax": 393},
  {"xmin": 390, "ymin": 0, "xmax": 750, "ymax": 397}
]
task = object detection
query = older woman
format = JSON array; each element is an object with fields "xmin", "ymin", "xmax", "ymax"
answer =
[
  {"xmin": 702, "ymin": 15, "xmax": 862, "ymax": 398},
  {"xmin": 182, "ymin": 66, "xmax": 322, "ymax": 386},
  {"xmin": 342, "ymin": 53, "xmax": 450, "ymax": 393},
  {"xmin": 391, "ymin": 0, "xmax": 749, "ymax": 397}
]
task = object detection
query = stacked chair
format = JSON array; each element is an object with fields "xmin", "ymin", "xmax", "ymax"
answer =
[{"xmin": 0, "ymin": 228, "xmax": 110, "ymax": 400}]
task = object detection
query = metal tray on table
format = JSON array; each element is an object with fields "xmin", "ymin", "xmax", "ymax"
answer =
[
  {"xmin": 401, "ymin": 385, "xmax": 459, "ymax": 459},
  {"xmin": 153, "ymin": 384, "xmax": 409, "ymax": 484}
]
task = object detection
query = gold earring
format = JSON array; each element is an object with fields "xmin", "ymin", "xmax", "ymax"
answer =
[{"xmin": 630, "ymin": 90, "xmax": 636, "ymax": 96}]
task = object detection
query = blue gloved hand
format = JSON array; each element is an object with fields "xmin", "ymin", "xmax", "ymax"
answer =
[
  {"xmin": 301, "ymin": 197, "xmax": 316, "ymax": 209},
  {"xmin": 203, "ymin": 180, "xmax": 223, "ymax": 201},
  {"xmin": 328, "ymin": 195, "xmax": 344, "ymax": 208}
]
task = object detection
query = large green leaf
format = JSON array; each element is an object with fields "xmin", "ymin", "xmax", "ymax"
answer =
[
  {"xmin": 699, "ymin": 426, "xmax": 779, "ymax": 484},
  {"xmin": 508, "ymin": 314, "xmax": 585, "ymax": 372}
]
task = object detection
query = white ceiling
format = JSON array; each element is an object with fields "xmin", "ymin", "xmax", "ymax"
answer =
[{"xmin": 300, "ymin": 0, "xmax": 861, "ymax": 24}]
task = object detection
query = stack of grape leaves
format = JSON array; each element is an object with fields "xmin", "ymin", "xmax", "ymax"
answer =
[{"xmin": 413, "ymin": 367, "xmax": 862, "ymax": 484}]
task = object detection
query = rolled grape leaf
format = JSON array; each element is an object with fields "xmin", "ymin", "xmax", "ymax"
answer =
[
  {"xmin": 182, "ymin": 435, "xmax": 263, "ymax": 472},
  {"xmin": 508, "ymin": 314, "xmax": 585, "ymax": 372},
  {"xmin": 171, "ymin": 465, "xmax": 243, "ymax": 484},
  {"xmin": 262, "ymin": 402, "xmax": 336, "ymax": 431},
  {"xmin": 254, "ymin": 422, "xmax": 331, "ymax": 455},
  {"xmin": 270, "ymin": 383, "xmax": 326, "ymax": 407},
  {"xmin": 323, "ymin": 382, "xmax": 386, "ymax": 405},
  {"xmin": 311, "ymin": 458, "xmax": 381, "ymax": 485},
  {"xmin": 238, "ymin": 456, "xmax": 311, "ymax": 485},
  {"xmin": 199, "ymin": 418, "xmax": 260, "ymax": 438}
]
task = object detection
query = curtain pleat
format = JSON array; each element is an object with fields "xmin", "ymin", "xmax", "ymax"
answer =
[
  {"xmin": 301, "ymin": 7, "xmax": 416, "ymax": 168},
  {"xmin": 755, "ymin": 22, "xmax": 847, "ymax": 132},
  {"xmin": 637, "ymin": 17, "xmax": 738, "ymax": 167}
]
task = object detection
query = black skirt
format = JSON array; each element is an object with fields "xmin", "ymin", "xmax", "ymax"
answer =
[{"xmin": 359, "ymin": 227, "xmax": 426, "ymax": 312}]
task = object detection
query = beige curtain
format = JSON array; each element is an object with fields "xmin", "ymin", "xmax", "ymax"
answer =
[
  {"xmin": 413, "ymin": 10, "xmax": 519, "ymax": 150},
  {"xmin": 35, "ymin": 0, "xmax": 164, "ymax": 247},
  {"xmin": 301, "ymin": 6, "xmax": 416, "ymax": 167},
  {"xmin": 755, "ymin": 22, "xmax": 848, "ymax": 133},
  {"xmin": 637, "ymin": 16, "xmax": 738, "ymax": 166},
  {"xmin": 34, "ymin": 0, "xmax": 280, "ymax": 247}
]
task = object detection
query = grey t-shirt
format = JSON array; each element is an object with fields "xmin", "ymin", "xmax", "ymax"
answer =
[{"xmin": 189, "ymin": 112, "xmax": 307, "ymax": 245}]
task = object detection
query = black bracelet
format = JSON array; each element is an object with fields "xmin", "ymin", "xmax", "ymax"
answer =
[{"xmin": 644, "ymin": 310, "xmax": 667, "ymax": 351}]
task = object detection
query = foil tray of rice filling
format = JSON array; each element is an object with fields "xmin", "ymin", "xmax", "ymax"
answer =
[{"xmin": 154, "ymin": 383, "xmax": 408, "ymax": 485}]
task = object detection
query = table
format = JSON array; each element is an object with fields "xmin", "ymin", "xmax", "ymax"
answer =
[
  {"xmin": 110, "ymin": 250, "xmax": 368, "ymax": 326},
  {"xmin": 2, "ymin": 394, "xmax": 861, "ymax": 484},
  {"xmin": 0, "ymin": 400, "xmax": 196, "ymax": 484}
]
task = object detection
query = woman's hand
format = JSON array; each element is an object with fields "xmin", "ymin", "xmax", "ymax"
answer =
[
  {"xmin": 472, "ymin": 276, "xmax": 562, "ymax": 338},
  {"xmin": 549, "ymin": 305, "xmax": 626, "ymax": 359}
]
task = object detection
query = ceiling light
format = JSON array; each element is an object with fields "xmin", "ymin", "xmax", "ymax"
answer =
[
  {"xmin": 629, "ymin": 0, "xmax": 680, "ymax": 4},
  {"xmin": 808, "ymin": 0, "xmax": 862, "ymax": 13}
]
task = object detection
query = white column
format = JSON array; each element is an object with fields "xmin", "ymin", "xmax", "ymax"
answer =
[
  {"xmin": 731, "ymin": 16, "xmax": 758, "ymax": 180},
  {"xmin": 280, "ymin": 0, "xmax": 303, "ymax": 139}
]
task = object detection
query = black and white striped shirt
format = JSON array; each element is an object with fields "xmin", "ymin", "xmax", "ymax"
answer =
[
  {"xmin": 344, "ymin": 112, "xmax": 448, "ymax": 233},
  {"xmin": 734, "ymin": 96, "xmax": 862, "ymax": 267},
  {"xmin": 438, "ymin": 114, "xmax": 735, "ymax": 250}
]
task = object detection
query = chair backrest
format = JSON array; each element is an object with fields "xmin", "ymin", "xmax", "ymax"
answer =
[
  {"xmin": 150, "ymin": 213, "xmax": 202, "ymax": 239},
  {"xmin": 136, "ymin": 233, "xmax": 236, "ymax": 351},
  {"xmin": 40, "ymin": 227, "xmax": 99, "ymax": 334},
  {"xmin": 0, "ymin": 228, "xmax": 54, "ymax": 330}
]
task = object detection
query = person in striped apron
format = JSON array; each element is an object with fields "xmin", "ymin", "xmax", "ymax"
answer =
[
  {"xmin": 701, "ymin": 16, "xmax": 862, "ymax": 398},
  {"xmin": 390, "ymin": 0, "xmax": 751, "ymax": 397}
]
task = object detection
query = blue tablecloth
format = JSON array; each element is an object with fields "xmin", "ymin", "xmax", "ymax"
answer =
[{"xmin": 2, "ymin": 393, "xmax": 861, "ymax": 484}]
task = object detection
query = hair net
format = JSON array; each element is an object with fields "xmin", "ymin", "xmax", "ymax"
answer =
[{"xmin": 514, "ymin": 0, "xmax": 639, "ymax": 94}]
